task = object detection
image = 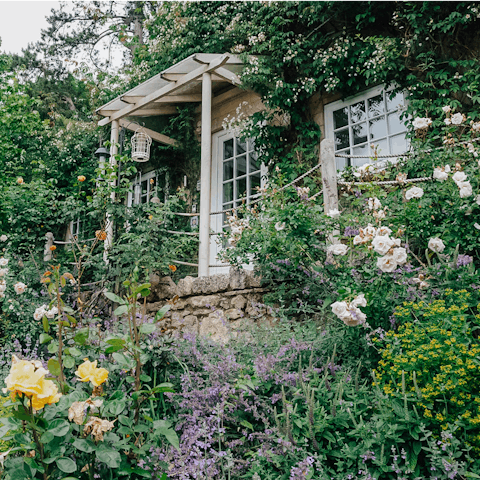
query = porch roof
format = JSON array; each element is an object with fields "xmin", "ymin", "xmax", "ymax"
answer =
[{"xmin": 96, "ymin": 53, "xmax": 243, "ymax": 129}]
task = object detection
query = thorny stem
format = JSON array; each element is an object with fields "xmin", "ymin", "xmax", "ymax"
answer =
[
  {"xmin": 25, "ymin": 402, "xmax": 47, "ymax": 480},
  {"xmin": 56, "ymin": 275, "xmax": 66, "ymax": 392}
]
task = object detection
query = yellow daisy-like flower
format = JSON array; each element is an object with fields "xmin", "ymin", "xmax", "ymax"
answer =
[{"xmin": 75, "ymin": 359, "xmax": 108, "ymax": 387}]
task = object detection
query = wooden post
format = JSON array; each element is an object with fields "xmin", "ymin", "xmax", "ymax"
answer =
[
  {"xmin": 44, "ymin": 232, "xmax": 54, "ymax": 262},
  {"xmin": 198, "ymin": 72, "xmax": 212, "ymax": 277},
  {"xmin": 320, "ymin": 138, "xmax": 338, "ymax": 215}
]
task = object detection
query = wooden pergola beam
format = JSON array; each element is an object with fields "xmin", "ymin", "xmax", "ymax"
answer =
[
  {"xmin": 121, "ymin": 94, "xmax": 203, "ymax": 104},
  {"xmin": 119, "ymin": 119, "xmax": 177, "ymax": 146},
  {"xmin": 99, "ymin": 54, "xmax": 230, "ymax": 126}
]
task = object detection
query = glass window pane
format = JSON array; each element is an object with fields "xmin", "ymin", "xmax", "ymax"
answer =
[
  {"xmin": 372, "ymin": 139, "xmax": 388, "ymax": 157},
  {"xmin": 247, "ymin": 139, "xmax": 255, "ymax": 151},
  {"xmin": 236, "ymin": 139, "xmax": 247, "ymax": 155},
  {"xmin": 250, "ymin": 172, "xmax": 261, "ymax": 196},
  {"xmin": 387, "ymin": 91, "xmax": 404, "ymax": 112},
  {"xmin": 333, "ymin": 107, "xmax": 349, "ymax": 129},
  {"xmin": 249, "ymin": 152, "xmax": 260, "ymax": 172},
  {"xmin": 369, "ymin": 117, "xmax": 387, "ymax": 140},
  {"xmin": 351, "ymin": 144, "xmax": 369, "ymax": 167},
  {"xmin": 223, "ymin": 139, "xmax": 234, "ymax": 159},
  {"xmin": 236, "ymin": 177, "xmax": 247, "ymax": 199},
  {"xmin": 390, "ymin": 134, "xmax": 407, "ymax": 154},
  {"xmin": 223, "ymin": 160, "xmax": 233, "ymax": 181},
  {"xmin": 350, "ymin": 101, "xmax": 366, "ymax": 123},
  {"xmin": 335, "ymin": 128, "xmax": 349, "ymax": 151},
  {"xmin": 335, "ymin": 156, "xmax": 348, "ymax": 171},
  {"xmin": 222, "ymin": 204, "xmax": 233, "ymax": 226},
  {"xmin": 223, "ymin": 182, "xmax": 233, "ymax": 203},
  {"xmin": 352, "ymin": 122, "xmax": 367, "ymax": 145},
  {"xmin": 388, "ymin": 113, "xmax": 406, "ymax": 135},
  {"xmin": 236, "ymin": 154, "xmax": 247, "ymax": 177},
  {"xmin": 367, "ymin": 94, "xmax": 384, "ymax": 118}
]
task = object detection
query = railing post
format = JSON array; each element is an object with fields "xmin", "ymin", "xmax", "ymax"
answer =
[{"xmin": 320, "ymin": 138, "xmax": 338, "ymax": 215}]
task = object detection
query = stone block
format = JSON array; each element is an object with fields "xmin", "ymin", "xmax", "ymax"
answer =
[
  {"xmin": 229, "ymin": 269, "xmax": 247, "ymax": 290},
  {"xmin": 225, "ymin": 308, "xmax": 243, "ymax": 320},
  {"xmin": 230, "ymin": 295, "xmax": 247, "ymax": 310},
  {"xmin": 188, "ymin": 295, "xmax": 221, "ymax": 308},
  {"xmin": 177, "ymin": 276, "xmax": 195, "ymax": 297},
  {"xmin": 192, "ymin": 274, "xmax": 230, "ymax": 294},
  {"xmin": 199, "ymin": 312, "xmax": 230, "ymax": 344}
]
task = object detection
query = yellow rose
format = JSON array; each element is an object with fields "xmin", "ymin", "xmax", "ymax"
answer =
[
  {"xmin": 3, "ymin": 356, "xmax": 47, "ymax": 397},
  {"xmin": 30, "ymin": 378, "xmax": 61, "ymax": 411},
  {"xmin": 75, "ymin": 359, "xmax": 108, "ymax": 387}
]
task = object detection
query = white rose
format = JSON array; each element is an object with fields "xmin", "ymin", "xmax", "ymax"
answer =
[
  {"xmin": 331, "ymin": 301, "xmax": 349, "ymax": 319},
  {"xmin": 392, "ymin": 247, "xmax": 408, "ymax": 265},
  {"xmin": 327, "ymin": 208, "xmax": 341, "ymax": 218},
  {"xmin": 0, "ymin": 258, "xmax": 8, "ymax": 267},
  {"xmin": 367, "ymin": 197, "xmax": 382, "ymax": 211},
  {"xmin": 412, "ymin": 117, "xmax": 432, "ymax": 130},
  {"xmin": 444, "ymin": 165, "xmax": 451, "ymax": 173},
  {"xmin": 405, "ymin": 186, "xmax": 424, "ymax": 200},
  {"xmin": 353, "ymin": 235, "xmax": 364, "ymax": 245},
  {"xmin": 351, "ymin": 294, "xmax": 367, "ymax": 308},
  {"xmin": 33, "ymin": 305, "xmax": 47, "ymax": 321},
  {"xmin": 0, "ymin": 293, "xmax": 4, "ymax": 298},
  {"xmin": 451, "ymin": 112, "xmax": 465, "ymax": 125},
  {"xmin": 444, "ymin": 118, "xmax": 451, "ymax": 125},
  {"xmin": 0, "ymin": 235, "xmax": 7, "ymax": 242},
  {"xmin": 0, "ymin": 268, "xmax": 8, "ymax": 277},
  {"xmin": 274, "ymin": 221, "xmax": 286, "ymax": 231},
  {"xmin": 442, "ymin": 105, "xmax": 451, "ymax": 113},
  {"xmin": 376, "ymin": 226, "xmax": 392, "ymax": 236},
  {"xmin": 452, "ymin": 171, "xmax": 467, "ymax": 184},
  {"xmin": 327, "ymin": 243, "xmax": 349, "ymax": 256},
  {"xmin": 428, "ymin": 237, "xmax": 445, "ymax": 253},
  {"xmin": 459, "ymin": 181, "xmax": 473, "ymax": 198},
  {"xmin": 0, "ymin": 284, "xmax": 6, "ymax": 293},
  {"xmin": 476, "ymin": 194, "xmax": 480, "ymax": 206},
  {"xmin": 371, "ymin": 235, "xmax": 396, "ymax": 255},
  {"xmin": 377, "ymin": 255, "xmax": 398, "ymax": 273},
  {"xmin": 14, "ymin": 282, "xmax": 26, "ymax": 294},
  {"xmin": 433, "ymin": 167, "xmax": 448, "ymax": 181},
  {"xmin": 474, "ymin": 223, "xmax": 480, "ymax": 230},
  {"xmin": 46, "ymin": 306, "xmax": 59, "ymax": 319},
  {"xmin": 364, "ymin": 224, "xmax": 377, "ymax": 237},
  {"xmin": 373, "ymin": 210, "xmax": 386, "ymax": 220},
  {"xmin": 342, "ymin": 306, "xmax": 366, "ymax": 326}
]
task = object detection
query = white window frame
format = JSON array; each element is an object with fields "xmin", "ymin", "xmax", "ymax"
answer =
[
  {"xmin": 127, "ymin": 170, "xmax": 158, "ymax": 207},
  {"xmin": 210, "ymin": 130, "xmax": 267, "ymax": 273},
  {"xmin": 324, "ymin": 85, "xmax": 408, "ymax": 171}
]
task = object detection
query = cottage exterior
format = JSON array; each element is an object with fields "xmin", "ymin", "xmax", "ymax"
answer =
[{"xmin": 96, "ymin": 53, "xmax": 409, "ymax": 276}]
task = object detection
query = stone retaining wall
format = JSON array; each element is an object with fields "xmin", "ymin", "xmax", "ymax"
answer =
[{"xmin": 145, "ymin": 270, "xmax": 274, "ymax": 343}]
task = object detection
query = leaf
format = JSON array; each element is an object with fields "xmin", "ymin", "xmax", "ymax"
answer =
[
  {"xmin": 105, "ymin": 345, "xmax": 124, "ymax": 354},
  {"xmin": 40, "ymin": 431, "xmax": 55, "ymax": 444},
  {"xmin": 63, "ymin": 356, "xmax": 75, "ymax": 369},
  {"xmin": 56, "ymin": 457, "xmax": 77, "ymax": 473},
  {"xmin": 73, "ymin": 438, "xmax": 96, "ymax": 453},
  {"xmin": 139, "ymin": 323, "xmax": 156, "ymax": 334},
  {"xmin": 155, "ymin": 425, "xmax": 180, "ymax": 451},
  {"xmin": 73, "ymin": 329, "xmax": 89, "ymax": 345},
  {"xmin": 47, "ymin": 358, "xmax": 61, "ymax": 377},
  {"xmin": 109, "ymin": 400, "xmax": 126, "ymax": 416},
  {"xmin": 48, "ymin": 419, "xmax": 70, "ymax": 437},
  {"xmin": 106, "ymin": 338, "xmax": 125, "ymax": 346},
  {"xmin": 114, "ymin": 305, "xmax": 128, "ymax": 316},
  {"xmin": 134, "ymin": 283, "xmax": 151, "ymax": 296},
  {"xmin": 42, "ymin": 316, "xmax": 50, "ymax": 333},
  {"xmin": 104, "ymin": 291, "xmax": 126, "ymax": 305},
  {"xmin": 155, "ymin": 305, "xmax": 170, "ymax": 322},
  {"xmin": 96, "ymin": 445, "xmax": 121, "ymax": 468},
  {"xmin": 68, "ymin": 347, "xmax": 82, "ymax": 357},
  {"xmin": 112, "ymin": 352, "xmax": 134, "ymax": 369},
  {"xmin": 39, "ymin": 333, "xmax": 53, "ymax": 344}
]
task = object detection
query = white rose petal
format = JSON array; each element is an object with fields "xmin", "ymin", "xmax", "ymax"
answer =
[
  {"xmin": 392, "ymin": 247, "xmax": 408, "ymax": 265},
  {"xmin": 14, "ymin": 282, "xmax": 26, "ymax": 295},
  {"xmin": 331, "ymin": 301, "xmax": 349, "ymax": 319},
  {"xmin": 376, "ymin": 226, "xmax": 392, "ymax": 236},
  {"xmin": 442, "ymin": 105, "xmax": 451, "ymax": 113},
  {"xmin": 274, "ymin": 221, "xmax": 286, "ymax": 231},
  {"xmin": 0, "ymin": 258, "xmax": 8, "ymax": 267},
  {"xmin": 327, "ymin": 208, "xmax": 341, "ymax": 218},
  {"xmin": 428, "ymin": 237, "xmax": 445, "ymax": 253},
  {"xmin": 459, "ymin": 181, "xmax": 473, "ymax": 198},
  {"xmin": 0, "ymin": 235, "xmax": 7, "ymax": 242},
  {"xmin": 452, "ymin": 171, "xmax": 467, "ymax": 184},
  {"xmin": 444, "ymin": 165, "xmax": 451, "ymax": 173},
  {"xmin": 327, "ymin": 244, "xmax": 349, "ymax": 256},
  {"xmin": 474, "ymin": 223, "xmax": 480, "ymax": 230},
  {"xmin": 371, "ymin": 235, "xmax": 396, "ymax": 256},
  {"xmin": 367, "ymin": 197, "xmax": 382, "ymax": 211},
  {"xmin": 451, "ymin": 112, "xmax": 465, "ymax": 125},
  {"xmin": 405, "ymin": 186, "xmax": 424, "ymax": 200},
  {"xmin": 433, "ymin": 167, "xmax": 448, "ymax": 181},
  {"xmin": 0, "ymin": 268, "xmax": 8, "ymax": 277},
  {"xmin": 351, "ymin": 294, "xmax": 367, "ymax": 308},
  {"xmin": 377, "ymin": 255, "xmax": 398, "ymax": 273}
]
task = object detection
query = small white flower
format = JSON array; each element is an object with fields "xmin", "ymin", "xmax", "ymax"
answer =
[
  {"xmin": 451, "ymin": 112, "xmax": 465, "ymax": 125},
  {"xmin": 331, "ymin": 301, "xmax": 349, "ymax": 319},
  {"xmin": 364, "ymin": 224, "xmax": 377, "ymax": 237},
  {"xmin": 442, "ymin": 105, "xmax": 451, "ymax": 114},
  {"xmin": 377, "ymin": 255, "xmax": 398, "ymax": 273},
  {"xmin": 474, "ymin": 223, "xmax": 480, "ymax": 230},
  {"xmin": 0, "ymin": 258, "xmax": 8, "ymax": 267},
  {"xmin": 274, "ymin": 221, "xmax": 286, "ymax": 231},
  {"xmin": 452, "ymin": 171, "xmax": 467, "ymax": 184},
  {"xmin": 0, "ymin": 284, "xmax": 6, "ymax": 293},
  {"xmin": 327, "ymin": 208, "xmax": 341, "ymax": 218},
  {"xmin": 433, "ymin": 167, "xmax": 448, "ymax": 181},
  {"xmin": 444, "ymin": 118, "xmax": 452, "ymax": 126},
  {"xmin": 371, "ymin": 235, "xmax": 396, "ymax": 255},
  {"xmin": 428, "ymin": 237, "xmax": 445, "ymax": 253},
  {"xmin": 327, "ymin": 243, "xmax": 349, "ymax": 256},
  {"xmin": 0, "ymin": 235, "xmax": 7, "ymax": 242},
  {"xmin": 351, "ymin": 294, "xmax": 367, "ymax": 308},
  {"xmin": 392, "ymin": 247, "xmax": 408, "ymax": 265},
  {"xmin": 33, "ymin": 305, "xmax": 48, "ymax": 321},
  {"xmin": 458, "ymin": 181, "xmax": 473, "ymax": 198},
  {"xmin": 9, "ymin": 304, "xmax": 13, "ymax": 311},
  {"xmin": 343, "ymin": 306, "xmax": 366, "ymax": 327},
  {"xmin": 14, "ymin": 282, "xmax": 26, "ymax": 295},
  {"xmin": 376, "ymin": 226, "xmax": 392, "ymax": 236},
  {"xmin": 0, "ymin": 268, "xmax": 8, "ymax": 277},
  {"xmin": 367, "ymin": 197, "xmax": 382, "ymax": 211},
  {"xmin": 476, "ymin": 194, "xmax": 480, "ymax": 206},
  {"xmin": 405, "ymin": 186, "xmax": 424, "ymax": 200},
  {"xmin": 444, "ymin": 165, "xmax": 451, "ymax": 173},
  {"xmin": 46, "ymin": 306, "xmax": 59, "ymax": 319},
  {"xmin": 373, "ymin": 210, "xmax": 386, "ymax": 220},
  {"xmin": 412, "ymin": 117, "xmax": 432, "ymax": 130}
]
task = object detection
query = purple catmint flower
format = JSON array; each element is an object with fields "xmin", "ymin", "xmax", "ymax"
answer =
[{"xmin": 456, "ymin": 254, "xmax": 473, "ymax": 267}]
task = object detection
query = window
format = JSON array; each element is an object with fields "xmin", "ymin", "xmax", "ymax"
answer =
[
  {"xmin": 127, "ymin": 170, "xmax": 158, "ymax": 206},
  {"xmin": 210, "ymin": 131, "xmax": 266, "ymax": 272},
  {"xmin": 324, "ymin": 86, "xmax": 408, "ymax": 170}
]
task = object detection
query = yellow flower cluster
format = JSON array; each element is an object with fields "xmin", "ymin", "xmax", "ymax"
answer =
[
  {"xmin": 375, "ymin": 291, "xmax": 480, "ymax": 448},
  {"xmin": 2, "ymin": 356, "xmax": 61, "ymax": 411},
  {"xmin": 75, "ymin": 359, "xmax": 108, "ymax": 387}
]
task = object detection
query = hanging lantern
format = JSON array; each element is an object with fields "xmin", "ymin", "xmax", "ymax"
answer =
[{"xmin": 131, "ymin": 127, "xmax": 152, "ymax": 162}]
